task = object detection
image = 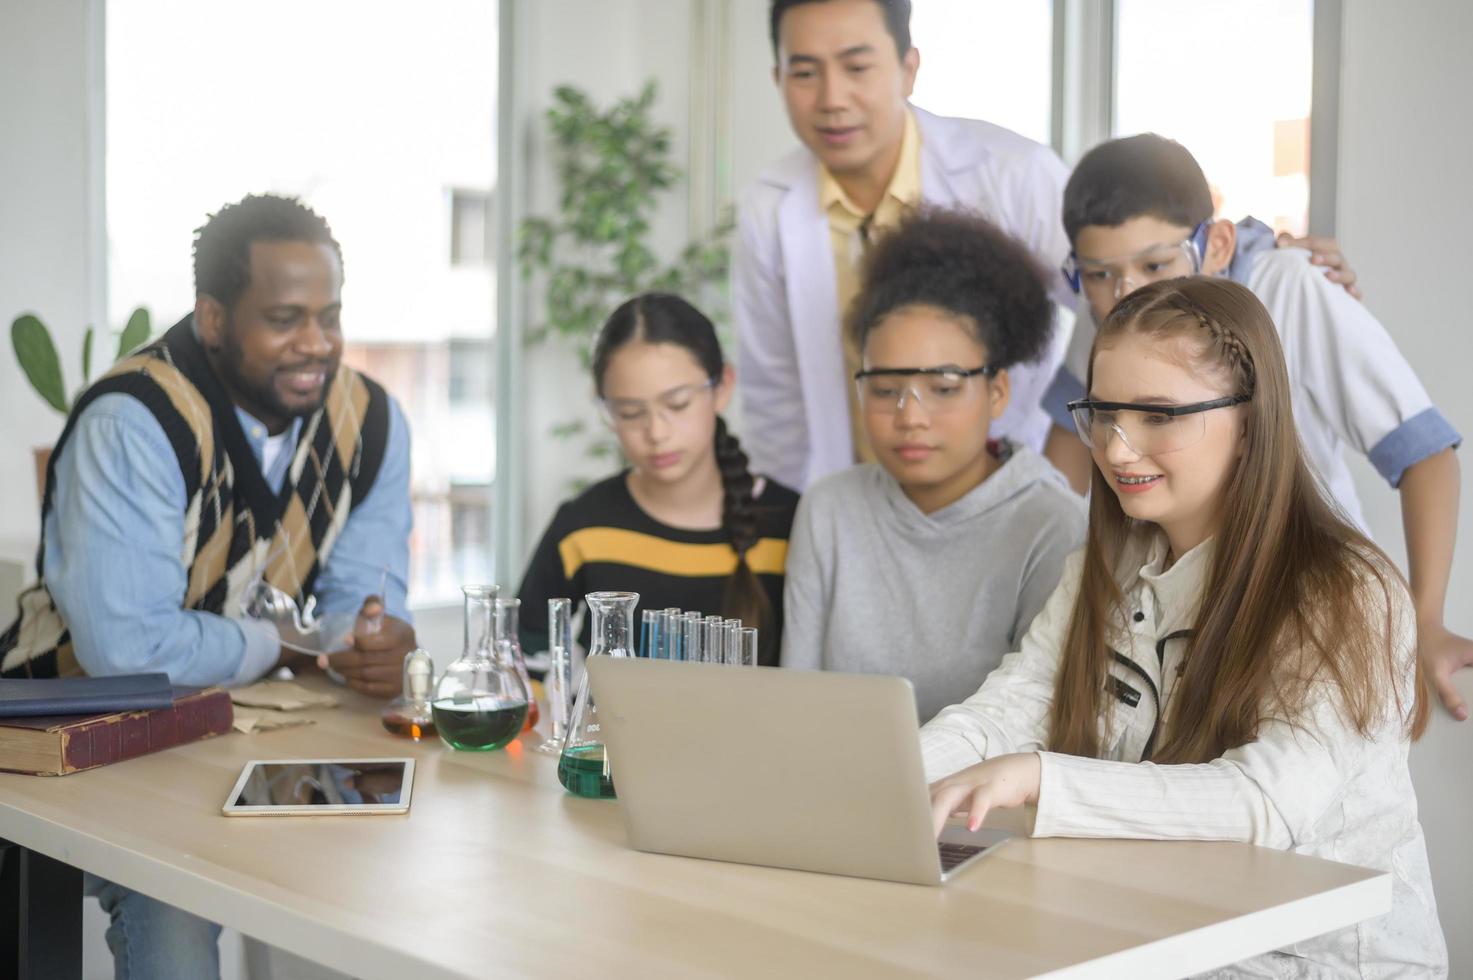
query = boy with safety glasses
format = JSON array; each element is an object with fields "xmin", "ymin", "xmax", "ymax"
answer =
[
  {"xmin": 780, "ymin": 207, "xmax": 1086, "ymax": 722},
  {"xmin": 1041, "ymin": 133, "xmax": 1469, "ymax": 719}
]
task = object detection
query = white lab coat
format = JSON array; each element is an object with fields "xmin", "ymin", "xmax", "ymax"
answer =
[
  {"xmin": 734, "ymin": 106, "xmax": 1074, "ymax": 490},
  {"xmin": 922, "ymin": 534, "xmax": 1447, "ymax": 978}
]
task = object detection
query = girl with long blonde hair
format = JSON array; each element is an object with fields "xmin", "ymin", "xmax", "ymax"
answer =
[{"xmin": 923, "ymin": 276, "xmax": 1445, "ymax": 976}]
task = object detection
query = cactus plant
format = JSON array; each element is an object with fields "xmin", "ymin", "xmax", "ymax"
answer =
[{"xmin": 10, "ymin": 307, "xmax": 152, "ymax": 415}]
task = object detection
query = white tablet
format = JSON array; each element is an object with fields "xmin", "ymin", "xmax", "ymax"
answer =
[{"xmin": 222, "ymin": 758, "xmax": 415, "ymax": 816}]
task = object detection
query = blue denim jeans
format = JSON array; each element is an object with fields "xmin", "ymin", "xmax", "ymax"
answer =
[{"xmin": 84, "ymin": 873, "xmax": 221, "ymax": 980}]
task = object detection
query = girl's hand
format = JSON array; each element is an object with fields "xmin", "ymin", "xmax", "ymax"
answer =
[{"xmin": 929, "ymin": 753, "xmax": 1042, "ymax": 837}]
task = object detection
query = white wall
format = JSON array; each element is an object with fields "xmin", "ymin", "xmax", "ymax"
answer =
[
  {"xmin": 512, "ymin": 0, "xmax": 798, "ymax": 578},
  {"xmin": 728, "ymin": 0, "xmax": 800, "ymax": 207},
  {"xmin": 0, "ymin": 0, "xmax": 105, "ymax": 550},
  {"xmin": 1336, "ymin": 0, "xmax": 1473, "ymax": 970},
  {"xmin": 514, "ymin": 0, "xmax": 698, "ymax": 572}
]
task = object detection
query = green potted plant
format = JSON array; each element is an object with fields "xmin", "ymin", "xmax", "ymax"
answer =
[
  {"xmin": 518, "ymin": 81, "xmax": 733, "ymax": 483},
  {"xmin": 10, "ymin": 307, "xmax": 152, "ymax": 499}
]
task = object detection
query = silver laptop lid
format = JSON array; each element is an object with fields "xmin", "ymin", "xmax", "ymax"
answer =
[{"xmin": 586, "ymin": 657, "xmax": 947, "ymax": 885}]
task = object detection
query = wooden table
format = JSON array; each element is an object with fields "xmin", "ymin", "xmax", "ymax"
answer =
[{"xmin": 0, "ymin": 679, "xmax": 1390, "ymax": 979}]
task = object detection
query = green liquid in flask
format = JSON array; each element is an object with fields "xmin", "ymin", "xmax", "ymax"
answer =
[
  {"xmin": 558, "ymin": 744, "xmax": 616, "ymax": 798},
  {"xmin": 432, "ymin": 697, "xmax": 528, "ymax": 751}
]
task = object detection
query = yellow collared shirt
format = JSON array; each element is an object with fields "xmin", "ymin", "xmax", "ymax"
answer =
[{"xmin": 818, "ymin": 109, "xmax": 922, "ymax": 463}]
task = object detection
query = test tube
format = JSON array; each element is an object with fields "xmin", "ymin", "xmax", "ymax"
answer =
[
  {"xmin": 739, "ymin": 627, "xmax": 759, "ymax": 668},
  {"xmin": 703, "ymin": 615, "xmax": 723, "ymax": 666},
  {"xmin": 681, "ymin": 611, "xmax": 702, "ymax": 663},
  {"xmin": 536, "ymin": 598, "xmax": 574, "ymax": 753},
  {"xmin": 661, "ymin": 608, "xmax": 681, "ymax": 660},
  {"xmin": 640, "ymin": 609, "xmax": 658, "ymax": 659},
  {"xmin": 653, "ymin": 609, "xmax": 668, "ymax": 659},
  {"xmin": 723, "ymin": 619, "xmax": 742, "ymax": 667}
]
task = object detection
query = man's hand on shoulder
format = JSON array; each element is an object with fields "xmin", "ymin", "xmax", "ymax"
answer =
[
  {"xmin": 1420, "ymin": 622, "xmax": 1473, "ymax": 722},
  {"xmin": 1277, "ymin": 232, "xmax": 1362, "ymax": 300},
  {"xmin": 319, "ymin": 596, "xmax": 417, "ymax": 699}
]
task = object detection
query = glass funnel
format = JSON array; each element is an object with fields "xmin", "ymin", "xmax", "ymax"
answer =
[
  {"xmin": 495, "ymin": 597, "xmax": 539, "ymax": 732},
  {"xmin": 432, "ymin": 585, "xmax": 529, "ymax": 751},
  {"xmin": 558, "ymin": 590, "xmax": 638, "ymax": 798}
]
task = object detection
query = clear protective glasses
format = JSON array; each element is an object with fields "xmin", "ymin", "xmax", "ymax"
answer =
[
  {"xmin": 1066, "ymin": 395, "xmax": 1250, "ymax": 456},
  {"xmin": 598, "ymin": 378, "xmax": 716, "ymax": 431},
  {"xmin": 1061, "ymin": 221, "xmax": 1209, "ymax": 300},
  {"xmin": 853, "ymin": 364, "xmax": 998, "ymax": 416}
]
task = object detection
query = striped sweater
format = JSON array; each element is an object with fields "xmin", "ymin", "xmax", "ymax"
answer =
[{"xmin": 516, "ymin": 472, "xmax": 799, "ymax": 664}]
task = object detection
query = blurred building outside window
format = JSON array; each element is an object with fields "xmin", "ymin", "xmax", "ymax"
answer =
[
  {"xmin": 1115, "ymin": 0, "xmax": 1314, "ymax": 236},
  {"xmin": 107, "ymin": 0, "xmax": 500, "ymax": 606},
  {"xmin": 908, "ymin": 0, "xmax": 1054, "ymax": 146}
]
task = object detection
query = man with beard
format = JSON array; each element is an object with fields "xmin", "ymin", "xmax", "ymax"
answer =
[{"xmin": 0, "ymin": 193, "xmax": 413, "ymax": 976}]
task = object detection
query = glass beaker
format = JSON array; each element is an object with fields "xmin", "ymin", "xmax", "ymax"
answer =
[
  {"xmin": 432, "ymin": 585, "xmax": 530, "ymax": 751},
  {"xmin": 495, "ymin": 597, "xmax": 539, "ymax": 732},
  {"xmin": 534, "ymin": 598, "xmax": 574, "ymax": 755},
  {"xmin": 381, "ymin": 648, "xmax": 437, "ymax": 740},
  {"xmin": 558, "ymin": 590, "xmax": 638, "ymax": 798}
]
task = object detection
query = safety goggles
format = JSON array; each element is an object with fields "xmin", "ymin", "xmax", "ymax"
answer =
[
  {"xmin": 853, "ymin": 365, "xmax": 998, "ymax": 416},
  {"xmin": 598, "ymin": 378, "xmax": 717, "ymax": 431},
  {"xmin": 1061, "ymin": 221, "xmax": 1210, "ymax": 299},
  {"xmin": 1066, "ymin": 395, "xmax": 1250, "ymax": 456}
]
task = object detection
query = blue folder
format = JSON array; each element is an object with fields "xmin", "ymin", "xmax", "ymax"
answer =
[{"xmin": 0, "ymin": 672, "xmax": 177, "ymax": 718}]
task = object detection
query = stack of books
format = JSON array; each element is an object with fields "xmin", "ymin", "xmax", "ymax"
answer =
[{"xmin": 0, "ymin": 673, "xmax": 233, "ymax": 775}]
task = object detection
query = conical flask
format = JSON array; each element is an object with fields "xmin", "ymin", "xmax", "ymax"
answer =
[
  {"xmin": 558, "ymin": 590, "xmax": 638, "ymax": 798},
  {"xmin": 432, "ymin": 585, "xmax": 529, "ymax": 751},
  {"xmin": 494, "ymin": 597, "xmax": 539, "ymax": 732}
]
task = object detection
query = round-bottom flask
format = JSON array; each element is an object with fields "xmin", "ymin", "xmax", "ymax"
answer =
[
  {"xmin": 433, "ymin": 585, "xmax": 529, "ymax": 751},
  {"xmin": 381, "ymin": 648, "xmax": 437, "ymax": 740}
]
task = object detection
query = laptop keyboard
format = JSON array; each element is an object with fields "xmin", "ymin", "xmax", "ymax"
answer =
[{"xmin": 938, "ymin": 840, "xmax": 987, "ymax": 873}]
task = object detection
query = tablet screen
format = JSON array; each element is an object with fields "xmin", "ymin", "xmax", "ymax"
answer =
[{"xmin": 232, "ymin": 760, "xmax": 410, "ymax": 807}]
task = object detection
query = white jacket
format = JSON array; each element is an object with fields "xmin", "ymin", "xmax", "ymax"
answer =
[
  {"xmin": 922, "ymin": 532, "xmax": 1446, "ymax": 978},
  {"xmin": 733, "ymin": 107, "xmax": 1074, "ymax": 490}
]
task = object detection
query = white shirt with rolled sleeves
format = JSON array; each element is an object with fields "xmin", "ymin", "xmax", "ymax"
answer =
[
  {"xmin": 921, "ymin": 533, "xmax": 1447, "ymax": 978},
  {"xmin": 734, "ymin": 106, "xmax": 1075, "ymax": 490},
  {"xmin": 1042, "ymin": 233, "xmax": 1461, "ymax": 533}
]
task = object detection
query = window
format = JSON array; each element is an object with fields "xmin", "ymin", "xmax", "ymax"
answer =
[
  {"xmin": 908, "ymin": 0, "xmax": 1053, "ymax": 145},
  {"xmin": 106, "ymin": 0, "xmax": 500, "ymax": 606},
  {"xmin": 450, "ymin": 188, "xmax": 495, "ymax": 267},
  {"xmin": 1114, "ymin": 0, "xmax": 1315, "ymax": 235}
]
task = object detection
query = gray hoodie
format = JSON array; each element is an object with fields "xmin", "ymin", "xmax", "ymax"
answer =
[{"xmin": 780, "ymin": 445, "xmax": 1086, "ymax": 723}]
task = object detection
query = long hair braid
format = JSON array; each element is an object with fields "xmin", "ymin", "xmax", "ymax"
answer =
[
  {"xmin": 714, "ymin": 416, "xmax": 777, "ymax": 664},
  {"xmin": 592, "ymin": 293, "xmax": 779, "ymax": 664}
]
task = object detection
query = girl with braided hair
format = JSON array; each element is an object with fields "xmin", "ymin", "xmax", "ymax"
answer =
[
  {"xmin": 516, "ymin": 293, "xmax": 797, "ymax": 665},
  {"xmin": 925, "ymin": 276, "xmax": 1445, "ymax": 977}
]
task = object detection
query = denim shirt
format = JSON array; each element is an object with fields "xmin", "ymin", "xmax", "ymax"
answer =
[{"xmin": 42, "ymin": 391, "xmax": 412, "ymax": 687}]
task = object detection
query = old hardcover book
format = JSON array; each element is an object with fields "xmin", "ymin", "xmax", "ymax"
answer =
[{"xmin": 0, "ymin": 686, "xmax": 233, "ymax": 776}]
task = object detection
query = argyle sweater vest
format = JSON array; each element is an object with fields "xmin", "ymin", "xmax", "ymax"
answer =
[{"xmin": 0, "ymin": 316, "xmax": 390, "ymax": 679}]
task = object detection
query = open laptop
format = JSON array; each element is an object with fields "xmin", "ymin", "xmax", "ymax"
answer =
[{"xmin": 586, "ymin": 656, "xmax": 1010, "ymax": 885}]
